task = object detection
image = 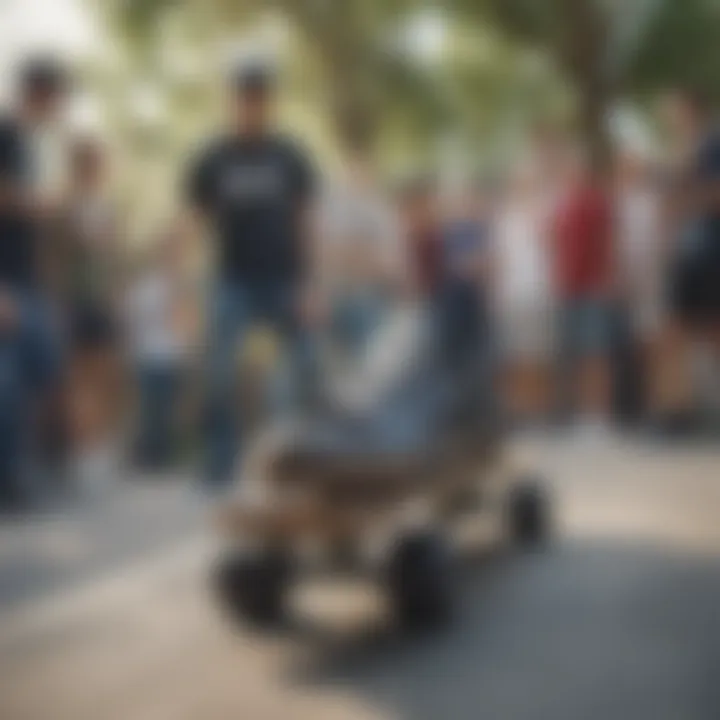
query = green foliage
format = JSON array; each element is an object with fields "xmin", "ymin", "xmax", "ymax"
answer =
[
  {"xmin": 113, "ymin": 0, "xmax": 183, "ymax": 46},
  {"xmin": 626, "ymin": 0, "xmax": 720, "ymax": 97},
  {"xmin": 103, "ymin": 0, "xmax": 720, "ymax": 169},
  {"xmin": 451, "ymin": 0, "xmax": 720, "ymax": 97}
]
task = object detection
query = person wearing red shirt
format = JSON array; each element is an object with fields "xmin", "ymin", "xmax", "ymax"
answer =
[{"xmin": 553, "ymin": 149, "xmax": 615, "ymax": 429}]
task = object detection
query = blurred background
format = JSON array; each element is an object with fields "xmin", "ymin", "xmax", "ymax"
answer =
[{"xmin": 1, "ymin": 1, "xmax": 720, "ymax": 718}]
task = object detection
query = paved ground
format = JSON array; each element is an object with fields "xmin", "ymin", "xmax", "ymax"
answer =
[
  {"xmin": 0, "ymin": 477, "xmax": 203, "ymax": 612},
  {"xmin": 0, "ymin": 437, "xmax": 719, "ymax": 720}
]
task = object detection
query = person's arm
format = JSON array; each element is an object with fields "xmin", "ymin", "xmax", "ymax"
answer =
[
  {"xmin": 597, "ymin": 188, "xmax": 617, "ymax": 299},
  {"xmin": 289, "ymin": 142, "xmax": 326, "ymax": 325},
  {"xmin": 654, "ymin": 168, "xmax": 685, "ymax": 268},
  {"xmin": 182, "ymin": 143, "xmax": 218, "ymax": 252},
  {"xmin": 0, "ymin": 124, "xmax": 27, "ymax": 326},
  {"xmin": 289, "ymin": 142, "xmax": 318, "ymax": 276},
  {"xmin": 38, "ymin": 197, "xmax": 70, "ymax": 300},
  {"xmin": 0, "ymin": 122, "xmax": 28, "ymax": 212},
  {"xmin": 0, "ymin": 180, "xmax": 30, "ymax": 212},
  {"xmin": 103, "ymin": 204, "xmax": 130, "ymax": 320},
  {"xmin": 369, "ymin": 202, "xmax": 409, "ymax": 293},
  {"xmin": 485, "ymin": 215, "xmax": 503, "ymax": 302},
  {"xmin": 683, "ymin": 135, "xmax": 720, "ymax": 212}
]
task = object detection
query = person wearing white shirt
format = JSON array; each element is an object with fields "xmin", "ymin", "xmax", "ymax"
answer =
[
  {"xmin": 126, "ymin": 230, "xmax": 191, "ymax": 470},
  {"xmin": 316, "ymin": 154, "xmax": 406, "ymax": 363},
  {"xmin": 615, "ymin": 151, "xmax": 665, "ymax": 420},
  {"xmin": 493, "ymin": 162, "xmax": 555, "ymax": 423}
]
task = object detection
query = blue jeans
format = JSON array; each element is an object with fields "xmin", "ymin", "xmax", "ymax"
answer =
[
  {"xmin": 556, "ymin": 297, "xmax": 614, "ymax": 418},
  {"xmin": 203, "ymin": 280, "xmax": 317, "ymax": 489},
  {"xmin": 134, "ymin": 362, "xmax": 183, "ymax": 469},
  {"xmin": 559, "ymin": 297, "xmax": 613, "ymax": 360},
  {"xmin": 0, "ymin": 290, "xmax": 62, "ymax": 505},
  {"xmin": 330, "ymin": 290, "xmax": 384, "ymax": 359},
  {"xmin": 436, "ymin": 280, "xmax": 489, "ymax": 372}
]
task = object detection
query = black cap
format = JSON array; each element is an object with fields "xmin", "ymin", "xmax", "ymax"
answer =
[
  {"xmin": 230, "ymin": 60, "xmax": 276, "ymax": 94},
  {"xmin": 20, "ymin": 55, "xmax": 69, "ymax": 96}
]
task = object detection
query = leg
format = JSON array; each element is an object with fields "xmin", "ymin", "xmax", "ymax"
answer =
[
  {"xmin": 22, "ymin": 295, "xmax": 67, "ymax": 485},
  {"xmin": 638, "ymin": 327, "xmax": 665, "ymax": 424},
  {"xmin": 69, "ymin": 351, "xmax": 98, "ymax": 457},
  {"xmin": 134, "ymin": 364, "xmax": 156, "ymax": 468},
  {"xmin": 524, "ymin": 361, "xmax": 551, "ymax": 422},
  {"xmin": 204, "ymin": 283, "xmax": 251, "ymax": 490},
  {"xmin": 0, "ymin": 339, "xmax": 26, "ymax": 508},
  {"xmin": 554, "ymin": 303, "xmax": 579, "ymax": 422},
  {"xmin": 655, "ymin": 319, "xmax": 693, "ymax": 421},
  {"xmin": 154, "ymin": 366, "xmax": 181, "ymax": 467},
  {"xmin": 254, "ymin": 284, "xmax": 319, "ymax": 416},
  {"xmin": 577, "ymin": 301, "xmax": 612, "ymax": 422},
  {"xmin": 92, "ymin": 345, "xmax": 123, "ymax": 449},
  {"xmin": 269, "ymin": 321, "xmax": 319, "ymax": 417},
  {"xmin": 579, "ymin": 355, "xmax": 611, "ymax": 420}
]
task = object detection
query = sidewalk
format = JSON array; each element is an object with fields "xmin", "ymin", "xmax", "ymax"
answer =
[
  {"xmin": 0, "ymin": 475, "xmax": 204, "ymax": 614},
  {"xmin": 1, "ymin": 439, "xmax": 719, "ymax": 720}
]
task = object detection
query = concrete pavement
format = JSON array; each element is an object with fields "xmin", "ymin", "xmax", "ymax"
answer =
[{"xmin": 1, "ymin": 438, "xmax": 719, "ymax": 720}]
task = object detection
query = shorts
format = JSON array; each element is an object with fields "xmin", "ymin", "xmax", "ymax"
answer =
[
  {"xmin": 669, "ymin": 253, "xmax": 720, "ymax": 326},
  {"xmin": 0, "ymin": 290, "xmax": 63, "ymax": 391},
  {"xmin": 559, "ymin": 298, "xmax": 613, "ymax": 360}
]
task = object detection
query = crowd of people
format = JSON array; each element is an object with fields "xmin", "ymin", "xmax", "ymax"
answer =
[{"xmin": 2, "ymin": 55, "xmax": 720, "ymax": 511}]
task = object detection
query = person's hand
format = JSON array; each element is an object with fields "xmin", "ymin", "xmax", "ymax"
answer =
[{"xmin": 0, "ymin": 290, "xmax": 19, "ymax": 332}]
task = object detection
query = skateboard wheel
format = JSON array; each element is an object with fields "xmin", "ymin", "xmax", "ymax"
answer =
[
  {"xmin": 507, "ymin": 477, "xmax": 551, "ymax": 547},
  {"xmin": 386, "ymin": 531, "xmax": 454, "ymax": 631},
  {"xmin": 212, "ymin": 549, "xmax": 292, "ymax": 627}
]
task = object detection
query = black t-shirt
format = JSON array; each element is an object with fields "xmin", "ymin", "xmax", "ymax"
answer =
[
  {"xmin": 186, "ymin": 133, "xmax": 316, "ymax": 283},
  {"xmin": 0, "ymin": 115, "xmax": 36, "ymax": 288},
  {"xmin": 678, "ymin": 128, "xmax": 720, "ymax": 265}
]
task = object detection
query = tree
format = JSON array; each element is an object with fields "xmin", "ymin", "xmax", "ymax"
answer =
[
  {"xmin": 451, "ymin": 0, "xmax": 720, "ymax": 172},
  {"xmin": 107, "ymin": 0, "xmax": 451, "ymax": 162}
]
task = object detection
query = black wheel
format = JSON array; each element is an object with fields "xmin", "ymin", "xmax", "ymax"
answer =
[
  {"xmin": 212, "ymin": 549, "xmax": 292, "ymax": 628},
  {"xmin": 386, "ymin": 531, "xmax": 454, "ymax": 631},
  {"xmin": 507, "ymin": 477, "xmax": 551, "ymax": 547}
]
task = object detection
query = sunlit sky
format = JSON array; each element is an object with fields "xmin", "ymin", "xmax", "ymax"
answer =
[
  {"xmin": 0, "ymin": 0, "xmax": 97, "ymax": 59},
  {"xmin": 0, "ymin": 0, "xmax": 445, "ymax": 66},
  {"xmin": 0, "ymin": 0, "xmax": 98, "ymax": 100}
]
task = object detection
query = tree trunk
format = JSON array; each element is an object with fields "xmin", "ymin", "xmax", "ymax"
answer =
[
  {"xmin": 560, "ymin": 0, "xmax": 614, "ymax": 177},
  {"xmin": 283, "ymin": 0, "xmax": 380, "ymax": 160},
  {"xmin": 328, "ymin": 76, "xmax": 379, "ymax": 159},
  {"xmin": 319, "ymin": 36, "xmax": 380, "ymax": 160},
  {"xmin": 578, "ymin": 71, "xmax": 613, "ymax": 177}
]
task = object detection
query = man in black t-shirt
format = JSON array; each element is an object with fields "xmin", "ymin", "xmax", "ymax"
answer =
[
  {"xmin": 659, "ymin": 88, "xmax": 720, "ymax": 434},
  {"xmin": 186, "ymin": 61, "xmax": 319, "ymax": 488},
  {"xmin": 0, "ymin": 58, "xmax": 68, "ymax": 506},
  {"xmin": 665, "ymin": 89, "xmax": 720, "ymax": 329}
]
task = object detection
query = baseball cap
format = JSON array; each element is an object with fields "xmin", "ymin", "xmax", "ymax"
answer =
[{"xmin": 229, "ymin": 59, "xmax": 276, "ymax": 94}]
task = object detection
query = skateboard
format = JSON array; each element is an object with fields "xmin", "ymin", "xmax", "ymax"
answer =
[{"xmin": 211, "ymin": 420, "xmax": 551, "ymax": 631}]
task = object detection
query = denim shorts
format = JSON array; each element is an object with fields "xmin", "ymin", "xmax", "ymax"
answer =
[
  {"xmin": 559, "ymin": 298, "xmax": 613, "ymax": 359},
  {"xmin": 0, "ymin": 290, "xmax": 63, "ymax": 390}
]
